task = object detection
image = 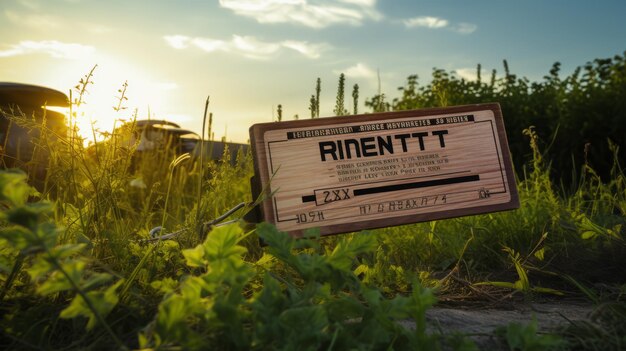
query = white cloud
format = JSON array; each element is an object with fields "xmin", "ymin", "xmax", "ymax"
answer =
[
  {"xmin": 191, "ymin": 37, "xmax": 226, "ymax": 52},
  {"xmin": 281, "ymin": 40, "xmax": 327, "ymax": 59},
  {"xmin": 403, "ymin": 16, "xmax": 477, "ymax": 34},
  {"xmin": 340, "ymin": 0, "xmax": 375, "ymax": 6},
  {"xmin": 232, "ymin": 35, "xmax": 281, "ymax": 59},
  {"xmin": 0, "ymin": 40, "xmax": 95, "ymax": 59},
  {"xmin": 164, "ymin": 34, "xmax": 328, "ymax": 60},
  {"xmin": 164, "ymin": 35, "xmax": 191, "ymax": 49},
  {"xmin": 404, "ymin": 16, "xmax": 448, "ymax": 29},
  {"xmin": 218, "ymin": 0, "xmax": 382, "ymax": 28},
  {"xmin": 455, "ymin": 67, "xmax": 497, "ymax": 81},
  {"xmin": 455, "ymin": 68, "xmax": 478, "ymax": 81},
  {"xmin": 4, "ymin": 10, "xmax": 61, "ymax": 30},
  {"xmin": 454, "ymin": 22, "xmax": 477, "ymax": 34},
  {"xmin": 335, "ymin": 62, "xmax": 376, "ymax": 79}
]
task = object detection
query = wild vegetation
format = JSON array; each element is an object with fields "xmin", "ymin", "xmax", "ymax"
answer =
[
  {"xmin": 1, "ymin": 52, "xmax": 625, "ymax": 350},
  {"xmin": 368, "ymin": 53, "xmax": 626, "ymax": 187}
]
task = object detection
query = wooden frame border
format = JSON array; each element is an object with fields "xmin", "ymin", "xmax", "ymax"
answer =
[{"xmin": 249, "ymin": 103, "xmax": 519, "ymax": 237}]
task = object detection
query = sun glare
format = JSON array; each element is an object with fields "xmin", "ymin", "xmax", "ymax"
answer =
[{"xmin": 47, "ymin": 56, "xmax": 180, "ymax": 145}]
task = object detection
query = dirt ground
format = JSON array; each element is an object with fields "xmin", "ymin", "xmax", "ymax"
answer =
[{"xmin": 399, "ymin": 301, "xmax": 594, "ymax": 349}]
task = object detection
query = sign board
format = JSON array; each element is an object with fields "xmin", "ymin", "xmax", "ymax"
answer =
[{"xmin": 249, "ymin": 103, "xmax": 519, "ymax": 237}]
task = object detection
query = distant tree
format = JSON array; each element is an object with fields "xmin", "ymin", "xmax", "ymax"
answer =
[
  {"xmin": 334, "ymin": 73, "xmax": 348, "ymax": 116},
  {"xmin": 309, "ymin": 95, "xmax": 316, "ymax": 119},
  {"xmin": 371, "ymin": 52, "xmax": 626, "ymax": 184},
  {"xmin": 315, "ymin": 78, "xmax": 321, "ymax": 118},
  {"xmin": 365, "ymin": 93, "xmax": 390, "ymax": 113},
  {"xmin": 352, "ymin": 84, "xmax": 359, "ymax": 115}
]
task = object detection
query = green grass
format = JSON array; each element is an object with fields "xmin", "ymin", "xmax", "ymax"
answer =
[{"xmin": 1, "ymin": 56, "xmax": 625, "ymax": 349}]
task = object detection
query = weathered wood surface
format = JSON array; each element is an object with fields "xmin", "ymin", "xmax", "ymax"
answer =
[{"xmin": 250, "ymin": 103, "xmax": 519, "ymax": 237}]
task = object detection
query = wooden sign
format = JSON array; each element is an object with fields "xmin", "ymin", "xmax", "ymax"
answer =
[{"xmin": 249, "ymin": 103, "xmax": 519, "ymax": 237}]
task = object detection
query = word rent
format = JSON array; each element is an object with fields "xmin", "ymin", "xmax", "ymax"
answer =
[{"xmin": 319, "ymin": 130, "xmax": 448, "ymax": 161}]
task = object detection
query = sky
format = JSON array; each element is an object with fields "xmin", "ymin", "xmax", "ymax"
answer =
[{"xmin": 1, "ymin": 0, "xmax": 625, "ymax": 143}]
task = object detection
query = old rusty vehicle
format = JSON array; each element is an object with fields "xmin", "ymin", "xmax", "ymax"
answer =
[
  {"xmin": 123, "ymin": 119, "xmax": 202, "ymax": 156},
  {"xmin": 0, "ymin": 82, "xmax": 69, "ymax": 188},
  {"xmin": 2, "ymin": 82, "xmax": 248, "ymax": 190},
  {"xmin": 136, "ymin": 120, "xmax": 248, "ymax": 164},
  {"xmin": 94, "ymin": 119, "xmax": 249, "ymax": 166}
]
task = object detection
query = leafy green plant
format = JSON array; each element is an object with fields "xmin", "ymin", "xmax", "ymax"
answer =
[
  {"xmin": 0, "ymin": 170, "xmax": 124, "ymax": 348},
  {"xmin": 139, "ymin": 223, "xmax": 445, "ymax": 350}
]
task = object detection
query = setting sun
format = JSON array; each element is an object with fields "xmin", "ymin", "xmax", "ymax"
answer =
[
  {"xmin": 1, "ymin": 1, "xmax": 626, "ymax": 350},
  {"xmin": 42, "ymin": 57, "xmax": 192, "ymax": 144},
  {"xmin": 3, "ymin": 1, "xmax": 625, "ymax": 144}
]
